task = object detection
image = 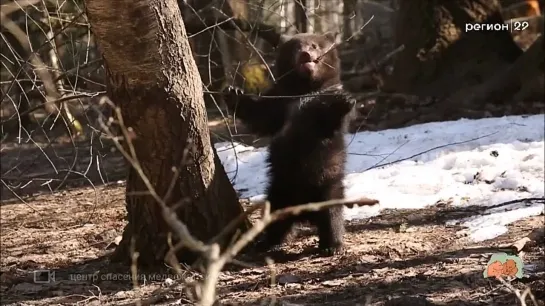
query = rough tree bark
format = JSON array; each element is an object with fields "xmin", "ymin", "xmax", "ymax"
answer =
[
  {"xmin": 85, "ymin": 0, "xmax": 250, "ymax": 266},
  {"xmin": 384, "ymin": 0, "xmax": 523, "ymax": 99}
]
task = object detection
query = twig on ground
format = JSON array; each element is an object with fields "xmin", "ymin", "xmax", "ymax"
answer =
[
  {"xmin": 456, "ymin": 197, "xmax": 545, "ymax": 215},
  {"xmin": 365, "ymin": 131, "xmax": 500, "ymax": 171},
  {"xmin": 496, "ymin": 276, "xmax": 539, "ymax": 306},
  {"xmin": 511, "ymin": 225, "xmax": 545, "ymax": 253}
]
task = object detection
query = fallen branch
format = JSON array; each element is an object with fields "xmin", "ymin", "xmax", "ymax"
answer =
[
  {"xmin": 511, "ymin": 227, "xmax": 545, "ymax": 253},
  {"xmin": 209, "ymin": 196, "xmax": 379, "ymax": 247},
  {"xmin": 496, "ymin": 276, "xmax": 539, "ymax": 306}
]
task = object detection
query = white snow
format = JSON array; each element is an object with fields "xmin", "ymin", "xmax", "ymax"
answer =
[{"xmin": 215, "ymin": 115, "xmax": 545, "ymax": 242}]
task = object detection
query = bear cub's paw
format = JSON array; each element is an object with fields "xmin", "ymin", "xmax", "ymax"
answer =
[
  {"xmin": 222, "ymin": 85, "xmax": 245, "ymax": 111},
  {"xmin": 223, "ymin": 85, "xmax": 244, "ymax": 100},
  {"xmin": 253, "ymin": 237, "xmax": 284, "ymax": 254},
  {"xmin": 319, "ymin": 242, "xmax": 345, "ymax": 257},
  {"xmin": 223, "ymin": 85, "xmax": 244, "ymax": 95}
]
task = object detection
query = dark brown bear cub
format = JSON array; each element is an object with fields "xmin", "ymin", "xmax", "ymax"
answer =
[{"xmin": 223, "ymin": 32, "xmax": 356, "ymax": 256}]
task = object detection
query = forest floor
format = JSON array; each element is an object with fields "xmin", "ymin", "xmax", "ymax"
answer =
[
  {"xmin": 1, "ymin": 118, "xmax": 544, "ymax": 306},
  {"xmin": 1, "ymin": 182, "xmax": 544, "ymax": 306}
]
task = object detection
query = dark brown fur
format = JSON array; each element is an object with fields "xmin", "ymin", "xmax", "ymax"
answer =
[{"xmin": 223, "ymin": 33, "xmax": 357, "ymax": 256}]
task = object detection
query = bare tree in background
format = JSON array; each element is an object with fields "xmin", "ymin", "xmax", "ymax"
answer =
[
  {"xmin": 181, "ymin": 0, "xmax": 252, "ymax": 108},
  {"xmin": 1, "ymin": 8, "xmax": 83, "ymax": 136},
  {"xmin": 294, "ymin": 0, "xmax": 309, "ymax": 32},
  {"xmin": 342, "ymin": 0, "xmax": 358, "ymax": 40},
  {"xmin": 84, "ymin": 0, "xmax": 250, "ymax": 266}
]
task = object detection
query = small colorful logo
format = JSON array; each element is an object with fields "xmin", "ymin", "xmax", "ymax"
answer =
[{"xmin": 483, "ymin": 252, "xmax": 523, "ymax": 279}]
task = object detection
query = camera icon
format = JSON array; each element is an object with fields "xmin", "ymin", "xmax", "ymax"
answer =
[{"xmin": 33, "ymin": 270, "xmax": 55, "ymax": 284}]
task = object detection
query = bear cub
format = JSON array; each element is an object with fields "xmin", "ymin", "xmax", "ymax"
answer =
[{"xmin": 223, "ymin": 32, "xmax": 357, "ymax": 256}]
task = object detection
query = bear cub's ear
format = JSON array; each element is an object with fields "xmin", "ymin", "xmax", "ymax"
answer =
[
  {"xmin": 278, "ymin": 34, "xmax": 293, "ymax": 47},
  {"xmin": 323, "ymin": 32, "xmax": 339, "ymax": 43}
]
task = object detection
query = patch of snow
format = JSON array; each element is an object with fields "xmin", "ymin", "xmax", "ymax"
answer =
[{"xmin": 215, "ymin": 115, "xmax": 545, "ymax": 242}]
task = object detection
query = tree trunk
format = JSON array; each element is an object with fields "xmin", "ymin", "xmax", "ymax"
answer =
[
  {"xmin": 384, "ymin": 0, "xmax": 523, "ymax": 100},
  {"xmin": 294, "ymin": 0, "xmax": 308, "ymax": 32},
  {"xmin": 451, "ymin": 35, "xmax": 544, "ymax": 106},
  {"xmin": 85, "ymin": 0, "xmax": 250, "ymax": 266},
  {"xmin": 1, "ymin": 29, "xmax": 33, "ymax": 130},
  {"xmin": 343, "ymin": 0, "xmax": 357, "ymax": 40}
]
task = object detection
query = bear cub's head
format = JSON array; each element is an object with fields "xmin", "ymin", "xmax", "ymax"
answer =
[{"xmin": 275, "ymin": 33, "xmax": 341, "ymax": 92}]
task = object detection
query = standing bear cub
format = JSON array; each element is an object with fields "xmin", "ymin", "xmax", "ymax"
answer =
[{"xmin": 223, "ymin": 32, "xmax": 357, "ymax": 256}]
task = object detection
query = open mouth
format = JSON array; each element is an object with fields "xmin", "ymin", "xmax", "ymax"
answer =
[
  {"xmin": 297, "ymin": 51, "xmax": 319, "ymax": 73},
  {"xmin": 301, "ymin": 61, "xmax": 316, "ymax": 70},
  {"xmin": 298, "ymin": 58, "xmax": 319, "ymax": 73}
]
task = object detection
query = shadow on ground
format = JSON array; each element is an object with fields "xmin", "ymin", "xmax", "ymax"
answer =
[
  {"xmin": 287, "ymin": 198, "xmax": 544, "ymax": 244},
  {"xmin": 4, "ymin": 244, "xmax": 540, "ymax": 305},
  {"xmin": 0, "ymin": 111, "xmax": 261, "ymax": 203}
]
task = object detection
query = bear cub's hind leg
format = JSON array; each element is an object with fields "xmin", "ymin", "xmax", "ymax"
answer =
[
  {"xmin": 311, "ymin": 206, "xmax": 346, "ymax": 256},
  {"xmin": 253, "ymin": 217, "xmax": 295, "ymax": 253}
]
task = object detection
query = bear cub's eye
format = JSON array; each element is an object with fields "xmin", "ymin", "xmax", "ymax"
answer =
[{"xmin": 311, "ymin": 43, "xmax": 318, "ymax": 49}]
